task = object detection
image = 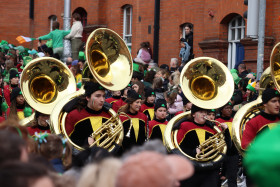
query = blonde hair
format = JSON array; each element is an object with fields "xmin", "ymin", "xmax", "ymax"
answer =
[{"xmin": 77, "ymin": 158, "xmax": 122, "ymax": 187}]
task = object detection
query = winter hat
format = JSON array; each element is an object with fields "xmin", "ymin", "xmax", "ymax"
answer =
[
  {"xmin": 10, "ymin": 87, "xmax": 21, "ymax": 102},
  {"xmin": 84, "ymin": 82, "xmax": 105, "ymax": 97},
  {"xmin": 191, "ymin": 104, "xmax": 207, "ymax": 114},
  {"xmin": 159, "ymin": 64, "xmax": 169, "ymax": 72},
  {"xmin": 133, "ymin": 63, "xmax": 141, "ymax": 73},
  {"xmin": 127, "ymin": 90, "xmax": 142, "ymax": 101},
  {"xmin": 144, "ymin": 87, "xmax": 155, "ymax": 98},
  {"xmin": 154, "ymin": 99, "xmax": 167, "ymax": 111},
  {"xmin": 244, "ymin": 124, "xmax": 280, "ymax": 187},
  {"xmin": 9, "ymin": 70, "xmax": 19, "ymax": 80},
  {"xmin": 246, "ymin": 79, "xmax": 256, "ymax": 92},
  {"xmin": 262, "ymin": 88, "xmax": 280, "ymax": 104}
]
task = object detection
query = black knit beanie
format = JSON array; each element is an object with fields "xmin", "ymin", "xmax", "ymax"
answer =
[
  {"xmin": 84, "ymin": 82, "xmax": 105, "ymax": 97},
  {"xmin": 154, "ymin": 99, "xmax": 167, "ymax": 111},
  {"xmin": 10, "ymin": 87, "xmax": 21, "ymax": 102},
  {"xmin": 262, "ymin": 88, "xmax": 280, "ymax": 104}
]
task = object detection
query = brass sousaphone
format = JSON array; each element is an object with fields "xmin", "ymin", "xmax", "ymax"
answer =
[
  {"xmin": 50, "ymin": 28, "xmax": 133, "ymax": 152},
  {"xmin": 164, "ymin": 57, "xmax": 234, "ymax": 169},
  {"xmin": 20, "ymin": 57, "xmax": 77, "ymax": 125},
  {"xmin": 232, "ymin": 42, "xmax": 280, "ymax": 155}
]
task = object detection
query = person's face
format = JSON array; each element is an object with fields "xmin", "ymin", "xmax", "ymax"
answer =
[
  {"xmin": 246, "ymin": 89, "xmax": 252, "ymax": 95},
  {"xmin": 221, "ymin": 105, "xmax": 233, "ymax": 118},
  {"xmin": 170, "ymin": 61, "xmax": 177, "ymax": 68},
  {"xmin": 193, "ymin": 110, "xmax": 207, "ymax": 124},
  {"xmin": 255, "ymin": 82, "xmax": 260, "ymax": 91},
  {"xmin": 146, "ymin": 95, "xmax": 155, "ymax": 104},
  {"xmin": 38, "ymin": 114, "xmax": 50, "ymax": 127},
  {"xmin": 132, "ymin": 84, "xmax": 140, "ymax": 93},
  {"xmin": 112, "ymin": 90, "xmax": 121, "ymax": 97},
  {"xmin": 16, "ymin": 95, "xmax": 25, "ymax": 105},
  {"xmin": 155, "ymin": 71, "xmax": 163, "ymax": 78},
  {"xmin": 87, "ymin": 90, "xmax": 105, "ymax": 111},
  {"xmin": 185, "ymin": 26, "xmax": 191, "ymax": 35},
  {"xmin": 130, "ymin": 99, "xmax": 142, "ymax": 113},
  {"xmin": 31, "ymin": 177, "xmax": 54, "ymax": 187},
  {"xmin": 185, "ymin": 102, "xmax": 192, "ymax": 110},
  {"xmin": 155, "ymin": 107, "xmax": 167, "ymax": 120},
  {"xmin": 264, "ymin": 97, "xmax": 280, "ymax": 115},
  {"xmin": 207, "ymin": 112, "xmax": 216, "ymax": 121},
  {"xmin": 10, "ymin": 77, "xmax": 19, "ymax": 85}
]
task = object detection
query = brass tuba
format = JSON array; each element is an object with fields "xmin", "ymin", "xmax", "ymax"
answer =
[
  {"xmin": 232, "ymin": 42, "xmax": 280, "ymax": 155},
  {"xmin": 50, "ymin": 28, "xmax": 133, "ymax": 152},
  {"xmin": 20, "ymin": 57, "xmax": 77, "ymax": 126},
  {"xmin": 164, "ymin": 57, "xmax": 234, "ymax": 169}
]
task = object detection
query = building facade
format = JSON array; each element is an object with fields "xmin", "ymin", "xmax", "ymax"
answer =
[{"xmin": 1, "ymin": 0, "xmax": 279, "ymax": 72}]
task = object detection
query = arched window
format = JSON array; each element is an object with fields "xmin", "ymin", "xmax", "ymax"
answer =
[
  {"xmin": 48, "ymin": 15, "xmax": 57, "ymax": 32},
  {"xmin": 228, "ymin": 16, "xmax": 245, "ymax": 69},
  {"xmin": 123, "ymin": 5, "xmax": 133, "ymax": 51},
  {"xmin": 73, "ymin": 7, "xmax": 87, "ymax": 26},
  {"xmin": 180, "ymin": 22, "xmax": 194, "ymax": 39}
]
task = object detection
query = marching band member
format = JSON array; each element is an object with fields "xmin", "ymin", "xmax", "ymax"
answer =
[
  {"xmin": 27, "ymin": 111, "xmax": 51, "ymax": 136},
  {"xmin": 148, "ymin": 99, "xmax": 168, "ymax": 142},
  {"xmin": 4, "ymin": 69, "xmax": 19, "ymax": 106},
  {"xmin": 175, "ymin": 105, "xmax": 231, "ymax": 187},
  {"xmin": 105, "ymin": 90, "xmax": 121, "ymax": 104},
  {"xmin": 216, "ymin": 102, "xmax": 238, "ymax": 187},
  {"xmin": 112, "ymin": 84, "xmax": 131, "ymax": 112},
  {"xmin": 119, "ymin": 90, "xmax": 147, "ymax": 152},
  {"xmin": 140, "ymin": 87, "xmax": 155, "ymax": 121},
  {"xmin": 241, "ymin": 88, "xmax": 280, "ymax": 149},
  {"xmin": 65, "ymin": 82, "xmax": 111, "ymax": 147}
]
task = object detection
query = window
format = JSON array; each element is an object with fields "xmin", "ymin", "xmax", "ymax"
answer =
[
  {"xmin": 48, "ymin": 15, "xmax": 57, "ymax": 32},
  {"xmin": 180, "ymin": 22, "xmax": 194, "ymax": 39},
  {"xmin": 227, "ymin": 16, "xmax": 245, "ymax": 69},
  {"xmin": 123, "ymin": 5, "xmax": 132, "ymax": 51}
]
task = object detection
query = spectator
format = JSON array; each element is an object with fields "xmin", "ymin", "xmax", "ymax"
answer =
[
  {"xmin": 38, "ymin": 21, "xmax": 70, "ymax": 59},
  {"xmin": 180, "ymin": 23, "xmax": 194, "ymax": 61},
  {"xmin": 238, "ymin": 63, "xmax": 249, "ymax": 78},
  {"xmin": 137, "ymin": 42, "xmax": 152, "ymax": 64},
  {"xmin": 170, "ymin": 58, "xmax": 179, "ymax": 73},
  {"xmin": 179, "ymin": 38, "xmax": 191, "ymax": 66},
  {"xmin": 65, "ymin": 13, "xmax": 83, "ymax": 60}
]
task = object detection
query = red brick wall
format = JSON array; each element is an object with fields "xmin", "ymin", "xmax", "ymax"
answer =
[{"xmin": 1, "ymin": 0, "xmax": 280, "ymax": 70}]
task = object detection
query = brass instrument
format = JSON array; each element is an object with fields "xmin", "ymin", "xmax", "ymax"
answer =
[
  {"xmin": 164, "ymin": 57, "xmax": 234, "ymax": 169},
  {"xmin": 50, "ymin": 28, "xmax": 133, "ymax": 152},
  {"xmin": 196, "ymin": 118, "xmax": 227, "ymax": 161},
  {"xmin": 232, "ymin": 43, "xmax": 280, "ymax": 155},
  {"xmin": 20, "ymin": 57, "xmax": 76, "ymax": 126}
]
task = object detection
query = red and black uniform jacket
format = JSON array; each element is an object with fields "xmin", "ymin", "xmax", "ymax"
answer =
[
  {"xmin": 105, "ymin": 96, "xmax": 121, "ymax": 105},
  {"xmin": 148, "ymin": 118, "xmax": 168, "ymax": 142},
  {"xmin": 28, "ymin": 126, "xmax": 51, "ymax": 136},
  {"xmin": 112, "ymin": 97, "xmax": 127, "ymax": 112},
  {"xmin": 216, "ymin": 116, "xmax": 238, "ymax": 155},
  {"xmin": 65, "ymin": 107, "xmax": 111, "ymax": 147},
  {"xmin": 120, "ymin": 111, "xmax": 147, "ymax": 151},
  {"xmin": 4, "ymin": 84, "xmax": 18, "ymax": 106},
  {"xmin": 241, "ymin": 111, "xmax": 280, "ymax": 149},
  {"xmin": 140, "ymin": 102, "xmax": 155, "ymax": 121},
  {"xmin": 177, "ymin": 120, "xmax": 231, "ymax": 158}
]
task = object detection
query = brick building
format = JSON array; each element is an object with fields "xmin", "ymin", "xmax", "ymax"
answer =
[{"xmin": 1, "ymin": 0, "xmax": 279, "ymax": 72}]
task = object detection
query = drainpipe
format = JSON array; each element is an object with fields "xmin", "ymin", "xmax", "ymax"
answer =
[
  {"xmin": 63, "ymin": 0, "xmax": 71, "ymax": 62},
  {"xmin": 257, "ymin": 0, "xmax": 266, "ymax": 80},
  {"xmin": 153, "ymin": 0, "xmax": 160, "ymax": 64}
]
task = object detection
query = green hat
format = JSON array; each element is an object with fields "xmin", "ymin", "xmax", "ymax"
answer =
[
  {"xmin": 28, "ymin": 49, "xmax": 38, "ymax": 55},
  {"xmin": 0, "ymin": 40, "xmax": 8, "ymax": 45},
  {"xmin": 231, "ymin": 70, "xmax": 242, "ymax": 85},
  {"xmin": 246, "ymin": 80, "xmax": 256, "ymax": 92},
  {"xmin": 244, "ymin": 124, "xmax": 280, "ymax": 187},
  {"xmin": 14, "ymin": 46, "xmax": 25, "ymax": 53},
  {"xmin": 133, "ymin": 63, "xmax": 140, "ymax": 73},
  {"xmin": 230, "ymin": 69, "xmax": 238, "ymax": 74},
  {"xmin": 24, "ymin": 107, "xmax": 33, "ymax": 118},
  {"xmin": 21, "ymin": 56, "xmax": 32, "ymax": 69},
  {"xmin": 79, "ymin": 51, "xmax": 86, "ymax": 61}
]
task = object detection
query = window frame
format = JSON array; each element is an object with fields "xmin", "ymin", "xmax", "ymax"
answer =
[{"xmin": 123, "ymin": 5, "xmax": 133, "ymax": 50}]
